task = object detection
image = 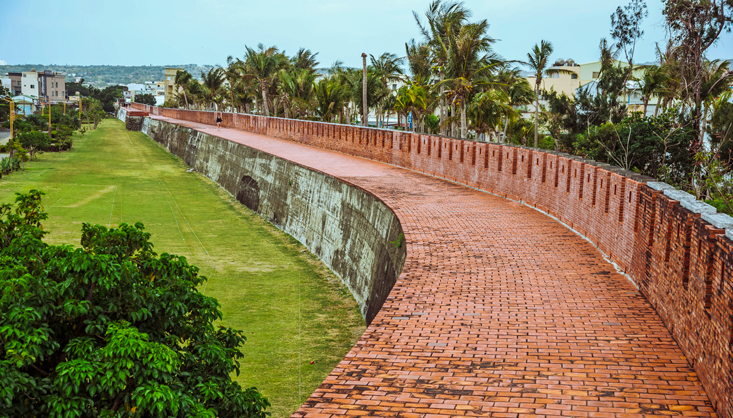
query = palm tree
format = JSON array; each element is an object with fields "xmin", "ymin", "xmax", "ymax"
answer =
[
  {"xmin": 439, "ymin": 20, "xmax": 502, "ymax": 139},
  {"xmin": 313, "ymin": 77, "xmax": 349, "ymax": 122},
  {"xmin": 698, "ymin": 59, "xmax": 733, "ymax": 144},
  {"xmin": 370, "ymin": 52, "xmax": 404, "ymax": 127},
  {"xmin": 174, "ymin": 70, "xmax": 193, "ymax": 108},
  {"xmin": 415, "ymin": 0, "xmax": 470, "ymax": 135},
  {"xmin": 278, "ymin": 68, "xmax": 317, "ymax": 119},
  {"xmin": 290, "ymin": 48, "xmax": 320, "ymax": 72},
  {"xmin": 200, "ymin": 68, "xmax": 226, "ymax": 110},
  {"xmin": 525, "ymin": 40, "xmax": 573, "ymax": 147},
  {"xmin": 470, "ymin": 89, "xmax": 511, "ymax": 141},
  {"xmin": 394, "ymin": 83, "xmax": 428, "ymax": 132},
  {"xmin": 242, "ymin": 45, "xmax": 283, "ymax": 116},
  {"xmin": 638, "ymin": 65, "xmax": 669, "ymax": 116},
  {"xmin": 500, "ymin": 70, "xmax": 535, "ymax": 142},
  {"xmin": 221, "ymin": 56, "xmax": 242, "ymax": 112}
]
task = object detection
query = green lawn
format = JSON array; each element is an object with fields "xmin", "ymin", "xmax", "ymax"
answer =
[{"xmin": 0, "ymin": 118, "xmax": 365, "ymax": 418}]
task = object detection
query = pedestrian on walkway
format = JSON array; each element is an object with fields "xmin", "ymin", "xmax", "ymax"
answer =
[{"xmin": 216, "ymin": 112, "xmax": 223, "ymax": 130}]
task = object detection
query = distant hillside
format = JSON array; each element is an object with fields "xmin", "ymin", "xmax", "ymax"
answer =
[{"xmin": 0, "ymin": 64, "xmax": 215, "ymax": 87}]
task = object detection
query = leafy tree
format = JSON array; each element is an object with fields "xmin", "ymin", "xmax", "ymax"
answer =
[
  {"xmin": 663, "ymin": 0, "xmax": 733, "ymax": 141},
  {"xmin": 134, "ymin": 93, "xmax": 156, "ymax": 106},
  {"xmin": 83, "ymin": 98, "xmax": 105, "ymax": 130},
  {"xmin": 0, "ymin": 191, "xmax": 271, "ymax": 418},
  {"xmin": 15, "ymin": 131, "xmax": 51, "ymax": 160},
  {"xmin": 610, "ymin": 0, "xmax": 648, "ymax": 83}
]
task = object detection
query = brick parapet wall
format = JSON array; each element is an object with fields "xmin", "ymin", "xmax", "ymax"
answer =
[{"xmin": 131, "ymin": 103, "xmax": 733, "ymax": 417}]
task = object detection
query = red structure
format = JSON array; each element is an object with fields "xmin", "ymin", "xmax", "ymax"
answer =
[{"xmin": 130, "ymin": 103, "xmax": 732, "ymax": 417}]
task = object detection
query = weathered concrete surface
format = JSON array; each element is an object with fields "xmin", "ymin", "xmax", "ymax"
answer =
[
  {"xmin": 116, "ymin": 107, "xmax": 144, "ymax": 131},
  {"xmin": 139, "ymin": 116, "xmax": 406, "ymax": 325}
]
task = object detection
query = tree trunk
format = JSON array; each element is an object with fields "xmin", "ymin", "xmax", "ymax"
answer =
[
  {"xmin": 533, "ymin": 90, "xmax": 540, "ymax": 148},
  {"xmin": 699, "ymin": 105, "xmax": 709, "ymax": 146},
  {"xmin": 254, "ymin": 96, "xmax": 259, "ymax": 115},
  {"xmin": 362, "ymin": 53, "xmax": 368, "ymax": 127},
  {"xmin": 450, "ymin": 102, "xmax": 456, "ymax": 137},
  {"xmin": 439, "ymin": 70, "xmax": 446, "ymax": 135},
  {"xmin": 502, "ymin": 116, "xmax": 510, "ymax": 143},
  {"xmin": 642, "ymin": 97, "xmax": 649, "ymax": 117},
  {"xmin": 654, "ymin": 96, "xmax": 661, "ymax": 117},
  {"xmin": 460, "ymin": 99, "xmax": 467, "ymax": 139},
  {"xmin": 261, "ymin": 85, "xmax": 270, "ymax": 117}
]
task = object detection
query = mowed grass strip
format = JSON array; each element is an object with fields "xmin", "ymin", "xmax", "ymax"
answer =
[{"xmin": 0, "ymin": 118, "xmax": 365, "ymax": 418}]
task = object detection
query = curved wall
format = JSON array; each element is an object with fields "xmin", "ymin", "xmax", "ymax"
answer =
[
  {"xmin": 129, "ymin": 104, "xmax": 733, "ymax": 417},
  {"xmin": 119, "ymin": 107, "xmax": 406, "ymax": 325}
]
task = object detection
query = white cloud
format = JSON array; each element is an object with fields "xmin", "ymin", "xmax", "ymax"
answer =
[{"xmin": 0, "ymin": 60, "xmax": 6, "ymax": 65}]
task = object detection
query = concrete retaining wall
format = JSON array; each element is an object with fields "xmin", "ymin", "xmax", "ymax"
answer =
[{"xmin": 120, "ymin": 107, "xmax": 405, "ymax": 325}]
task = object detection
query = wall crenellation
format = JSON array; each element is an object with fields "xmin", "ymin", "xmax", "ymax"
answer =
[{"xmin": 127, "ymin": 103, "xmax": 733, "ymax": 418}]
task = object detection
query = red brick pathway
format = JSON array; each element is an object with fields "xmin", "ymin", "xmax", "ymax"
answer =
[{"xmin": 151, "ymin": 116, "xmax": 714, "ymax": 417}]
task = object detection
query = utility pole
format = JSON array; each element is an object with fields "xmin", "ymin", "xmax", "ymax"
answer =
[
  {"xmin": 48, "ymin": 98, "xmax": 52, "ymax": 136},
  {"xmin": 361, "ymin": 53, "xmax": 367, "ymax": 127}
]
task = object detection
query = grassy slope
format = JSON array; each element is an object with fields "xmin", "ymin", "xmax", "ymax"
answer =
[{"xmin": 0, "ymin": 119, "xmax": 364, "ymax": 417}]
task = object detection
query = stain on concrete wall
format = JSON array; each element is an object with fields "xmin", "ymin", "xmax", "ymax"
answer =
[{"xmin": 136, "ymin": 116, "xmax": 406, "ymax": 325}]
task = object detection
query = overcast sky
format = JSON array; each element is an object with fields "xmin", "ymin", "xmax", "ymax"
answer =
[{"xmin": 2, "ymin": 0, "xmax": 731, "ymax": 69}]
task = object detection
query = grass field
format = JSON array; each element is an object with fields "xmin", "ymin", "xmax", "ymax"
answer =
[{"xmin": 0, "ymin": 118, "xmax": 365, "ymax": 417}]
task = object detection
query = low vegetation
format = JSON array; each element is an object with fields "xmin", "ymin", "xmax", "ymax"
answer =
[
  {"xmin": 0, "ymin": 190, "xmax": 271, "ymax": 418},
  {"xmin": 0, "ymin": 119, "xmax": 365, "ymax": 417}
]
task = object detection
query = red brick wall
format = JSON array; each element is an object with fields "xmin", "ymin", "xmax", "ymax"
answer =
[{"xmin": 131, "ymin": 103, "xmax": 733, "ymax": 417}]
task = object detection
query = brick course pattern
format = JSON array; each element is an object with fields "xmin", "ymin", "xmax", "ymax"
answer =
[{"xmin": 131, "ymin": 103, "xmax": 732, "ymax": 417}]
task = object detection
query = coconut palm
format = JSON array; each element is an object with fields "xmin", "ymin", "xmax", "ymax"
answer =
[
  {"xmin": 498, "ymin": 70, "xmax": 535, "ymax": 141},
  {"xmin": 313, "ymin": 77, "xmax": 349, "ymax": 122},
  {"xmin": 470, "ymin": 89, "xmax": 512, "ymax": 141},
  {"xmin": 698, "ymin": 59, "xmax": 733, "ymax": 143},
  {"xmin": 438, "ymin": 19, "xmax": 502, "ymax": 139},
  {"xmin": 278, "ymin": 68, "xmax": 317, "ymax": 118},
  {"xmin": 221, "ymin": 56, "xmax": 243, "ymax": 112},
  {"xmin": 525, "ymin": 40, "xmax": 573, "ymax": 147},
  {"xmin": 370, "ymin": 52, "xmax": 404, "ymax": 127},
  {"xmin": 414, "ymin": 0, "xmax": 471, "ymax": 135},
  {"xmin": 242, "ymin": 45, "xmax": 284, "ymax": 116},
  {"xmin": 174, "ymin": 70, "xmax": 193, "ymax": 108},
  {"xmin": 290, "ymin": 48, "xmax": 320, "ymax": 72},
  {"xmin": 394, "ymin": 83, "xmax": 428, "ymax": 132},
  {"xmin": 200, "ymin": 68, "xmax": 226, "ymax": 110},
  {"xmin": 638, "ymin": 65, "xmax": 670, "ymax": 116}
]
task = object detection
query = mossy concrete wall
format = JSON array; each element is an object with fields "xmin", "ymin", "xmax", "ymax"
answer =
[{"xmin": 130, "ymin": 112, "xmax": 405, "ymax": 325}]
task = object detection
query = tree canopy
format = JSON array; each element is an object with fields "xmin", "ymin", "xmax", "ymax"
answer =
[{"xmin": 0, "ymin": 191, "xmax": 270, "ymax": 418}]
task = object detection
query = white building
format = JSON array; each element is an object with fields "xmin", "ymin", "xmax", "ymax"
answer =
[{"xmin": 20, "ymin": 69, "xmax": 66, "ymax": 103}]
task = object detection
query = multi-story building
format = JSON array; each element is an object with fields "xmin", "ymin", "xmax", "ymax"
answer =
[
  {"xmin": 526, "ymin": 64, "xmax": 582, "ymax": 99},
  {"xmin": 19, "ymin": 69, "xmax": 66, "ymax": 103},
  {"xmin": 163, "ymin": 67, "xmax": 183, "ymax": 102},
  {"xmin": 7, "ymin": 72, "xmax": 22, "ymax": 96}
]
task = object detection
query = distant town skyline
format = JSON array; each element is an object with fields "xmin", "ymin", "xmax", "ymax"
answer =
[{"xmin": 2, "ymin": 0, "xmax": 731, "ymax": 69}]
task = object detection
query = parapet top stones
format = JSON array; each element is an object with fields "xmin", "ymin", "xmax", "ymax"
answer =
[{"xmin": 647, "ymin": 181, "xmax": 733, "ymax": 241}]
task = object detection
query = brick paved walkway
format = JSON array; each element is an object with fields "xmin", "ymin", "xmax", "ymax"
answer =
[{"xmin": 151, "ymin": 116, "xmax": 714, "ymax": 417}]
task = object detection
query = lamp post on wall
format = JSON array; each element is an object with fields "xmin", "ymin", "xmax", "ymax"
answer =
[{"xmin": 361, "ymin": 53, "xmax": 367, "ymax": 127}]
